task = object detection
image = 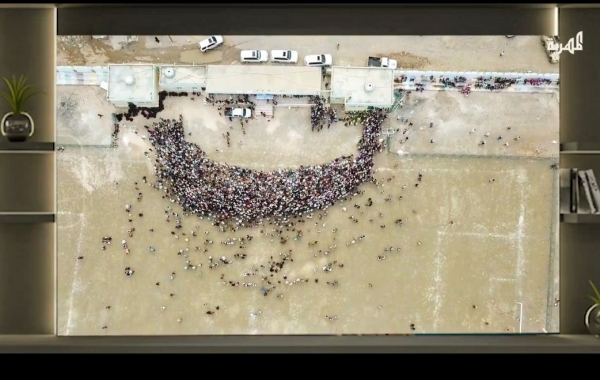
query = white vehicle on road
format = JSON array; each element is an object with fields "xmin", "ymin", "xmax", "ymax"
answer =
[
  {"xmin": 241, "ymin": 50, "xmax": 269, "ymax": 63},
  {"xmin": 198, "ymin": 35, "xmax": 223, "ymax": 52},
  {"xmin": 270, "ymin": 50, "xmax": 299, "ymax": 63},
  {"xmin": 226, "ymin": 108, "xmax": 252, "ymax": 118},
  {"xmin": 304, "ymin": 54, "xmax": 333, "ymax": 67}
]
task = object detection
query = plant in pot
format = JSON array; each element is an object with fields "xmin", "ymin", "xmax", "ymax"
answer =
[
  {"xmin": 0, "ymin": 75, "xmax": 41, "ymax": 142},
  {"xmin": 585, "ymin": 280, "xmax": 600, "ymax": 336}
]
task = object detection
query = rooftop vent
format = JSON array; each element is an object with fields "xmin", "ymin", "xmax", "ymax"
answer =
[
  {"xmin": 364, "ymin": 82, "xmax": 375, "ymax": 92},
  {"xmin": 164, "ymin": 67, "xmax": 176, "ymax": 78},
  {"xmin": 124, "ymin": 75, "xmax": 136, "ymax": 86}
]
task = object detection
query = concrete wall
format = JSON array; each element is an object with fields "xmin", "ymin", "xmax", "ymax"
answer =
[
  {"xmin": 57, "ymin": 66, "xmax": 108, "ymax": 86},
  {"xmin": 110, "ymin": 99, "xmax": 158, "ymax": 108},
  {"xmin": 393, "ymin": 70, "xmax": 559, "ymax": 93},
  {"xmin": 159, "ymin": 83, "xmax": 204, "ymax": 92},
  {"xmin": 395, "ymin": 70, "xmax": 559, "ymax": 83}
]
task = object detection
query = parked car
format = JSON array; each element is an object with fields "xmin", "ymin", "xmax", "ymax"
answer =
[
  {"xmin": 225, "ymin": 107, "xmax": 252, "ymax": 118},
  {"xmin": 198, "ymin": 35, "xmax": 223, "ymax": 52},
  {"xmin": 270, "ymin": 50, "xmax": 299, "ymax": 64},
  {"xmin": 304, "ymin": 54, "xmax": 333, "ymax": 67},
  {"xmin": 241, "ymin": 50, "xmax": 269, "ymax": 63}
]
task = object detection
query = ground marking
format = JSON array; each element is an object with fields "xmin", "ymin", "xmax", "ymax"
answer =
[
  {"xmin": 490, "ymin": 277, "xmax": 516, "ymax": 283},
  {"xmin": 57, "ymin": 211, "xmax": 85, "ymax": 229},
  {"xmin": 436, "ymin": 231, "xmax": 512, "ymax": 239},
  {"xmin": 514, "ymin": 181, "xmax": 527, "ymax": 331},
  {"xmin": 64, "ymin": 186, "xmax": 88, "ymax": 334},
  {"xmin": 431, "ymin": 233, "xmax": 445, "ymax": 331},
  {"xmin": 515, "ymin": 302, "xmax": 524, "ymax": 333}
]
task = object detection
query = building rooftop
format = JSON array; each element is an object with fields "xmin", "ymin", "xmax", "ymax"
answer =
[
  {"xmin": 205, "ymin": 65, "xmax": 322, "ymax": 96},
  {"xmin": 107, "ymin": 64, "xmax": 157, "ymax": 102},
  {"xmin": 331, "ymin": 67, "xmax": 395, "ymax": 107},
  {"xmin": 159, "ymin": 65, "xmax": 207, "ymax": 86}
]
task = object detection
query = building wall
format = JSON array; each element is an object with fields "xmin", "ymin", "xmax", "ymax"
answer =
[
  {"xmin": 110, "ymin": 99, "xmax": 159, "ymax": 108},
  {"xmin": 56, "ymin": 66, "xmax": 108, "ymax": 86},
  {"xmin": 345, "ymin": 105, "xmax": 370, "ymax": 112},
  {"xmin": 159, "ymin": 83, "xmax": 205, "ymax": 92},
  {"xmin": 344, "ymin": 103, "xmax": 392, "ymax": 112},
  {"xmin": 330, "ymin": 96, "xmax": 345, "ymax": 104}
]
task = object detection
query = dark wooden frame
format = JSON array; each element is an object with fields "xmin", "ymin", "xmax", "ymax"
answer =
[{"xmin": 1, "ymin": 4, "xmax": 599, "ymax": 353}]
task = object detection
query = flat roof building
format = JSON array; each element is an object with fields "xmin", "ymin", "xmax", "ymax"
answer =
[
  {"xmin": 330, "ymin": 67, "xmax": 395, "ymax": 111},
  {"xmin": 159, "ymin": 65, "xmax": 207, "ymax": 92},
  {"xmin": 205, "ymin": 65, "xmax": 322, "ymax": 96},
  {"xmin": 107, "ymin": 64, "xmax": 159, "ymax": 107}
]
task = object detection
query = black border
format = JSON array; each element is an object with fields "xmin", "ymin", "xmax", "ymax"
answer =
[
  {"xmin": 57, "ymin": 5, "xmax": 554, "ymax": 36},
  {"xmin": 3, "ymin": 3, "xmax": 600, "ymax": 353},
  {"xmin": 0, "ymin": 335, "xmax": 599, "ymax": 353}
]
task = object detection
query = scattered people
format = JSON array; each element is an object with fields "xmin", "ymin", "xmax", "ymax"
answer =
[{"xmin": 62, "ymin": 41, "xmax": 557, "ymax": 335}]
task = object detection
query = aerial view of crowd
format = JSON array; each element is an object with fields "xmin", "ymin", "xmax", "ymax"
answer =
[
  {"xmin": 309, "ymin": 96, "xmax": 338, "ymax": 132},
  {"xmin": 147, "ymin": 110, "xmax": 387, "ymax": 225}
]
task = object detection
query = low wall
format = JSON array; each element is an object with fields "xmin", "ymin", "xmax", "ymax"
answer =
[
  {"xmin": 57, "ymin": 66, "xmax": 108, "ymax": 86},
  {"xmin": 393, "ymin": 70, "xmax": 559, "ymax": 93}
]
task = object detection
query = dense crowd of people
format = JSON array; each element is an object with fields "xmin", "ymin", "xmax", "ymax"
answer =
[
  {"xmin": 147, "ymin": 110, "xmax": 386, "ymax": 225},
  {"xmin": 309, "ymin": 96, "xmax": 338, "ymax": 131},
  {"xmin": 115, "ymin": 91, "xmax": 170, "ymax": 122}
]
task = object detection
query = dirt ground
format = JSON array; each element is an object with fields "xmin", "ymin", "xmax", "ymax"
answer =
[
  {"xmin": 56, "ymin": 35, "xmax": 560, "ymax": 335},
  {"xmin": 57, "ymin": 35, "xmax": 559, "ymax": 73},
  {"xmin": 57, "ymin": 86, "xmax": 115, "ymax": 146},
  {"xmin": 56, "ymin": 89, "xmax": 560, "ymax": 335}
]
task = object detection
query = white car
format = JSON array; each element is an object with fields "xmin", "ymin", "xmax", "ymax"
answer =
[
  {"xmin": 241, "ymin": 50, "xmax": 269, "ymax": 63},
  {"xmin": 304, "ymin": 54, "xmax": 333, "ymax": 67},
  {"xmin": 270, "ymin": 50, "xmax": 299, "ymax": 64},
  {"xmin": 198, "ymin": 35, "xmax": 223, "ymax": 52},
  {"xmin": 231, "ymin": 108, "xmax": 252, "ymax": 118}
]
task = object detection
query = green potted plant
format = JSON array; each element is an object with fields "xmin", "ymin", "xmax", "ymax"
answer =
[
  {"xmin": 0, "ymin": 74, "xmax": 41, "ymax": 142},
  {"xmin": 585, "ymin": 280, "xmax": 600, "ymax": 336}
]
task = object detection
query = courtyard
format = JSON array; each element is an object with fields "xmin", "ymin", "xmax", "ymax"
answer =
[{"xmin": 56, "ymin": 84, "xmax": 560, "ymax": 335}]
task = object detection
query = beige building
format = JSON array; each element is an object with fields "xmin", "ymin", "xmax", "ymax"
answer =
[
  {"xmin": 107, "ymin": 64, "xmax": 159, "ymax": 108},
  {"xmin": 205, "ymin": 65, "xmax": 322, "ymax": 96},
  {"xmin": 330, "ymin": 67, "xmax": 395, "ymax": 111},
  {"xmin": 159, "ymin": 65, "xmax": 207, "ymax": 92}
]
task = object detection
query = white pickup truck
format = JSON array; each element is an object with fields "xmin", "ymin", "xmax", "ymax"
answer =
[
  {"xmin": 225, "ymin": 107, "xmax": 252, "ymax": 118},
  {"xmin": 368, "ymin": 56, "xmax": 398, "ymax": 69}
]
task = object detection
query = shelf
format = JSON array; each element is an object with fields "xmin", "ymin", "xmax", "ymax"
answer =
[
  {"xmin": 0, "ymin": 212, "xmax": 55, "ymax": 223},
  {"xmin": 561, "ymin": 142, "xmax": 600, "ymax": 155},
  {"xmin": 561, "ymin": 214, "xmax": 600, "ymax": 224},
  {"xmin": 0, "ymin": 142, "xmax": 54, "ymax": 152}
]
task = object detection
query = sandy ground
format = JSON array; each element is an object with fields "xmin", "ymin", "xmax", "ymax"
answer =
[
  {"xmin": 56, "ymin": 35, "xmax": 560, "ymax": 335},
  {"xmin": 57, "ymin": 35, "xmax": 559, "ymax": 73},
  {"xmin": 56, "ymin": 92, "xmax": 560, "ymax": 335}
]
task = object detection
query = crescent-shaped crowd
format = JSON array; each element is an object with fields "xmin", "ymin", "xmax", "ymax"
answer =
[{"xmin": 147, "ymin": 110, "xmax": 387, "ymax": 225}]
